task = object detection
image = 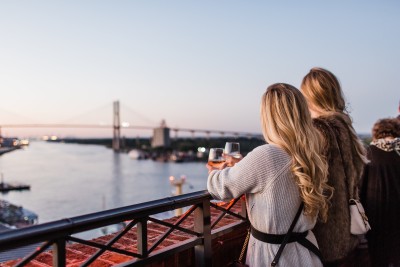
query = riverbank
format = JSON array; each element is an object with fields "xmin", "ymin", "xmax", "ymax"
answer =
[
  {"xmin": 0, "ymin": 147, "xmax": 18, "ymax": 156},
  {"xmin": 45, "ymin": 136, "xmax": 266, "ymax": 158},
  {"xmin": 45, "ymin": 135, "xmax": 372, "ymax": 162}
]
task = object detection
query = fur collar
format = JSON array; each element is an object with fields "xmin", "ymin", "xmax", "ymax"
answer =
[{"xmin": 371, "ymin": 137, "xmax": 400, "ymax": 153}]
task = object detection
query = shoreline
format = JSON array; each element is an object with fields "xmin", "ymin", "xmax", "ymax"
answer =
[{"xmin": 0, "ymin": 147, "xmax": 18, "ymax": 156}]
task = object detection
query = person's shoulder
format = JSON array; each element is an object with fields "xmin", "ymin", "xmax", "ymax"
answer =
[
  {"xmin": 250, "ymin": 144, "xmax": 290, "ymax": 161},
  {"xmin": 253, "ymin": 143, "xmax": 283, "ymax": 153},
  {"xmin": 312, "ymin": 116, "xmax": 334, "ymax": 136},
  {"xmin": 312, "ymin": 115, "xmax": 347, "ymax": 137},
  {"xmin": 312, "ymin": 115, "xmax": 339, "ymax": 128}
]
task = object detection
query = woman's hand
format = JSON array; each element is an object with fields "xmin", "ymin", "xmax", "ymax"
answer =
[
  {"xmin": 224, "ymin": 154, "xmax": 243, "ymax": 167},
  {"xmin": 206, "ymin": 162, "xmax": 228, "ymax": 173}
]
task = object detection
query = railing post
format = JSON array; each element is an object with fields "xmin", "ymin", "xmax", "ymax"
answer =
[
  {"xmin": 137, "ymin": 218, "xmax": 148, "ymax": 258},
  {"xmin": 194, "ymin": 200, "xmax": 212, "ymax": 267},
  {"xmin": 52, "ymin": 238, "xmax": 66, "ymax": 267}
]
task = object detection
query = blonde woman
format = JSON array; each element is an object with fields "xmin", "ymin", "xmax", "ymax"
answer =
[
  {"xmin": 207, "ymin": 83, "xmax": 332, "ymax": 267},
  {"xmin": 301, "ymin": 67, "xmax": 368, "ymax": 266}
]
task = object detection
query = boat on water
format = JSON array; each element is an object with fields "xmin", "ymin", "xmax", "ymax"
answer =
[
  {"xmin": 0, "ymin": 199, "xmax": 38, "ymax": 229},
  {"xmin": 0, "ymin": 182, "xmax": 30, "ymax": 193},
  {"xmin": 19, "ymin": 139, "xmax": 30, "ymax": 146},
  {"xmin": 0, "ymin": 173, "xmax": 30, "ymax": 193},
  {"xmin": 128, "ymin": 149, "xmax": 146, "ymax": 160}
]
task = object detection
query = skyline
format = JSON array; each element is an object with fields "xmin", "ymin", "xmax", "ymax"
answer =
[{"xmin": 0, "ymin": 1, "xmax": 399, "ymax": 138}]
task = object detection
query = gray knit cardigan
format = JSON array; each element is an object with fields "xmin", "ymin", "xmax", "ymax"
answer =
[{"xmin": 207, "ymin": 144, "xmax": 323, "ymax": 267}]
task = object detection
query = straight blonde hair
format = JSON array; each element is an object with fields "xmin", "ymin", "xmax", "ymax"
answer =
[
  {"xmin": 261, "ymin": 83, "xmax": 332, "ymax": 222},
  {"xmin": 301, "ymin": 67, "xmax": 368, "ymax": 165}
]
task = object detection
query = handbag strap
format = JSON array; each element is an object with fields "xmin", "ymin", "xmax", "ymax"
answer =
[
  {"xmin": 270, "ymin": 202, "xmax": 304, "ymax": 267},
  {"xmin": 238, "ymin": 228, "xmax": 250, "ymax": 263}
]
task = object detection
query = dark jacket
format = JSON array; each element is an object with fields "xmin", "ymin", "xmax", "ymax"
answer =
[
  {"xmin": 312, "ymin": 115, "xmax": 366, "ymax": 263},
  {"xmin": 360, "ymin": 141, "xmax": 400, "ymax": 266}
]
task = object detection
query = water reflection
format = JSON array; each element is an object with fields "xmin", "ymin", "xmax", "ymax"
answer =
[{"xmin": 111, "ymin": 152, "xmax": 122, "ymax": 209}]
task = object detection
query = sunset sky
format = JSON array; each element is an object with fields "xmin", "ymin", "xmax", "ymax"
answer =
[{"xmin": 0, "ymin": 1, "xmax": 399, "ymax": 138}]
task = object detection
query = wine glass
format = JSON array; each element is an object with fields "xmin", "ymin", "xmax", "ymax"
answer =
[
  {"xmin": 224, "ymin": 142, "xmax": 241, "ymax": 167},
  {"xmin": 208, "ymin": 148, "xmax": 225, "ymax": 168},
  {"xmin": 224, "ymin": 142, "xmax": 241, "ymax": 158}
]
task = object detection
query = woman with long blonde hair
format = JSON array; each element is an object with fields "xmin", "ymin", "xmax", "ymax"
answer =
[
  {"xmin": 207, "ymin": 83, "xmax": 331, "ymax": 266},
  {"xmin": 301, "ymin": 67, "xmax": 368, "ymax": 266}
]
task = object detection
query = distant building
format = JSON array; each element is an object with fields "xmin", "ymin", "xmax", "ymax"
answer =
[{"xmin": 151, "ymin": 120, "xmax": 171, "ymax": 148}]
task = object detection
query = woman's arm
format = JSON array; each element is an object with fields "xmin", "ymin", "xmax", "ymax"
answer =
[{"xmin": 207, "ymin": 145, "xmax": 284, "ymax": 201}]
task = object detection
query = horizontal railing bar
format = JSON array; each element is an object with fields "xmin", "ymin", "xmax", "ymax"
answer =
[{"xmin": 0, "ymin": 190, "xmax": 211, "ymax": 251}]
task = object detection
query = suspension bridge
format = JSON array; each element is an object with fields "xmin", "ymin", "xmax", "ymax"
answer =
[{"xmin": 0, "ymin": 101, "xmax": 261, "ymax": 151}]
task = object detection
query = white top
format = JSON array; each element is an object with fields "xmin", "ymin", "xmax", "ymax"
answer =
[{"xmin": 207, "ymin": 144, "xmax": 322, "ymax": 267}]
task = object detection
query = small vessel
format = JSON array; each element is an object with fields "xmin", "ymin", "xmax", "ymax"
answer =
[
  {"xmin": 170, "ymin": 153, "xmax": 184, "ymax": 163},
  {"xmin": 0, "ymin": 199, "xmax": 38, "ymax": 228},
  {"xmin": 0, "ymin": 182, "xmax": 30, "ymax": 192},
  {"xmin": 128, "ymin": 149, "xmax": 145, "ymax": 160},
  {"xmin": 19, "ymin": 139, "xmax": 30, "ymax": 146},
  {"xmin": 0, "ymin": 173, "xmax": 30, "ymax": 193}
]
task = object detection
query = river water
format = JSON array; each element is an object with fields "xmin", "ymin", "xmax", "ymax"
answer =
[{"xmin": 0, "ymin": 141, "xmax": 208, "ymax": 226}]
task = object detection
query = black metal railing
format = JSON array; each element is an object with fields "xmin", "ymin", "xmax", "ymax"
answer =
[{"xmin": 0, "ymin": 190, "xmax": 247, "ymax": 267}]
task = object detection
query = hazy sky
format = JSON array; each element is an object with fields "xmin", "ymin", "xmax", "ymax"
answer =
[{"xmin": 0, "ymin": 1, "xmax": 399, "ymax": 138}]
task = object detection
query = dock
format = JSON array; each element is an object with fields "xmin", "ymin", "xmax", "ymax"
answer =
[
  {"xmin": 0, "ymin": 182, "xmax": 30, "ymax": 192},
  {"xmin": 0, "ymin": 173, "xmax": 30, "ymax": 193}
]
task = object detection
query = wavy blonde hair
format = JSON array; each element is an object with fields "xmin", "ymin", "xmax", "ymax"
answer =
[
  {"xmin": 261, "ymin": 83, "xmax": 332, "ymax": 222},
  {"xmin": 301, "ymin": 67, "xmax": 368, "ymax": 164}
]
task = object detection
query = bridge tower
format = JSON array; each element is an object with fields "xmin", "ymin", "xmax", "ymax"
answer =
[{"xmin": 112, "ymin": 101, "xmax": 121, "ymax": 152}]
